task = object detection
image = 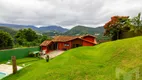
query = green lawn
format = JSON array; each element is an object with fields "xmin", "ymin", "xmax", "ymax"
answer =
[
  {"xmin": 0, "ymin": 58, "xmax": 40, "ymax": 66},
  {"xmin": 2, "ymin": 36, "xmax": 142, "ymax": 80},
  {"xmin": 14, "ymin": 57, "xmax": 41, "ymax": 66}
]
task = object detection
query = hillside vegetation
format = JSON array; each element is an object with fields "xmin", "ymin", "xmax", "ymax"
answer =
[
  {"xmin": 64, "ymin": 25, "xmax": 110, "ymax": 41},
  {"xmin": 64, "ymin": 25, "xmax": 104, "ymax": 35},
  {"xmin": 3, "ymin": 36, "xmax": 142, "ymax": 80},
  {"xmin": 0, "ymin": 26, "xmax": 17, "ymax": 37}
]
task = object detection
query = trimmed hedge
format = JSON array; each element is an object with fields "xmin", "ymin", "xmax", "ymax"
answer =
[{"xmin": 0, "ymin": 47, "xmax": 40, "ymax": 62}]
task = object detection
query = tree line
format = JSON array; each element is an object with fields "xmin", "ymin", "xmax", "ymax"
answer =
[{"xmin": 0, "ymin": 28, "xmax": 49, "ymax": 49}]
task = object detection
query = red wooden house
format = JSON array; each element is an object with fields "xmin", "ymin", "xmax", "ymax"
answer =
[{"xmin": 40, "ymin": 35, "xmax": 97, "ymax": 54}]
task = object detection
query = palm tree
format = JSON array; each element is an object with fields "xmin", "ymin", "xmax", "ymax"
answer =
[{"xmin": 131, "ymin": 13, "xmax": 142, "ymax": 33}]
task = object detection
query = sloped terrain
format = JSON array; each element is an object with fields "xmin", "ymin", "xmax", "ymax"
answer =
[
  {"xmin": 0, "ymin": 26, "xmax": 17, "ymax": 37},
  {"xmin": 3, "ymin": 36, "xmax": 142, "ymax": 80},
  {"xmin": 64, "ymin": 25, "xmax": 104, "ymax": 35}
]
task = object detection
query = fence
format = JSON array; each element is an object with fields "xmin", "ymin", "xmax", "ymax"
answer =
[{"xmin": 0, "ymin": 47, "xmax": 40, "ymax": 62}]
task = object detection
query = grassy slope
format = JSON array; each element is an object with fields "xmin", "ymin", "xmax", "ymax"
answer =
[{"xmin": 3, "ymin": 36, "xmax": 142, "ymax": 80}]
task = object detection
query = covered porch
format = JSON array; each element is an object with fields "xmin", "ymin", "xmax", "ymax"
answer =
[{"xmin": 40, "ymin": 40, "xmax": 58, "ymax": 54}]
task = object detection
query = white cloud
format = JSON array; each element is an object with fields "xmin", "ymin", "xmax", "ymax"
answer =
[{"xmin": 0, "ymin": 0, "xmax": 142, "ymax": 29}]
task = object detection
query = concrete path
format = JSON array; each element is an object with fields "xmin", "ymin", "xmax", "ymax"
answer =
[
  {"xmin": 0, "ymin": 64, "xmax": 22, "ymax": 75},
  {"xmin": 48, "ymin": 50, "xmax": 64, "ymax": 59},
  {"xmin": 41, "ymin": 50, "xmax": 64, "ymax": 59}
]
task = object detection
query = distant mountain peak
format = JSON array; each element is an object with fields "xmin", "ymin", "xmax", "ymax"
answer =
[
  {"xmin": 0, "ymin": 23, "xmax": 68, "ymax": 33},
  {"xmin": 64, "ymin": 25, "xmax": 104, "ymax": 35},
  {"xmin": 38, "ymin": 25, "xmax": 68, "ymax": 32}
]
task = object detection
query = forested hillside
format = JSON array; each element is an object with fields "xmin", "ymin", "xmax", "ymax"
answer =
[
  {"xmin": 64, "ymin": 25, "xmax": 104, "ymax": 35},
  {"xmin": 0, "ymin": 26, "xmax": 17, "ymax": 37}
]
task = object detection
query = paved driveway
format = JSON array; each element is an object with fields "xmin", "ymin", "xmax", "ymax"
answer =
[
  {"xmin": 41, "ymin": 50, "xmax": 64, "ymax": 59},
  {"xmin": 48, "ymin": 50, "xmax": 64, "ymax": 59}
]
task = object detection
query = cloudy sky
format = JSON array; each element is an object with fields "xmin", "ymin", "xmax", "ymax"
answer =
[{"xmin": 0, "ymin": 0, "xmax": 142, "ymax": 29}]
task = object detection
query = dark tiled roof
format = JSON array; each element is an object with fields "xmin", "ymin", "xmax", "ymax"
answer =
[
  {"xmin": 40, "ymin": 40, "xmax": 52, "ymax": 46},
  {"xmin": 52, "ymin": 36, "xmax": 78, "ymax": 42},
  {"xmin": 81, "ymin": 39, "xmax": 97, "ymax": 44},
  {"xmin": 52, "ymin": 35, "xmax": 96, "ymax": 42},
  {"xmin": 79, "ymin": 34, "xmax": 96, "ymax": 38}
]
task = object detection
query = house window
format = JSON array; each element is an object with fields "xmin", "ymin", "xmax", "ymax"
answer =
[{"xmin": 64, "ymin": 44, "xmax": 69, "ymax": 46}]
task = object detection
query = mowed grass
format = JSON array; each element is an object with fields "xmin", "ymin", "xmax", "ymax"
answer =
[
  {"xmin": 0, "ymin": 58, "xmax": 40, "ymax": 66},
  {"xmin": 3, "ymin": 36, "xmax": 142, "ymax": 80}
]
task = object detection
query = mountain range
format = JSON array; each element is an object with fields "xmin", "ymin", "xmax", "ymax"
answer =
[
  {"xmin": 0, "ymin": 23, "xmax": 108, "ymax": 41},
  {"xmin": 64, "ymin": 25, "xmax": 104, "ymax": 35},
  {"xmin": 64, "ymin": 25, "xmax": 110, "ymax": 41},
  {"xmin": 0, "ymin": 23, "xmax": 68, "ymax": 33}
]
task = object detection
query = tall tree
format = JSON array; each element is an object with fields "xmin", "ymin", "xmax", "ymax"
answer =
[
  {"xmin": 104, "ymin": 16, "xmax": 129, "ymax": 40},
  {"xmin": 0, "ymin": 30, "xmax": 14, "ymax": 49},
  {"xmin": 131, "ymin": 13, "xmax": 142, "ymax": 33},
  {"xmin": 15, "ymin": 28, "xmax": 38, "ymax": 45}
]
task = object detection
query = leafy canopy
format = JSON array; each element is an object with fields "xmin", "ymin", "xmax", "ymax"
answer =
[
  {"xmin": 0, "ymin": 30, "xmax": 14, "ymax": 49},
  {"xmin": 15, "ymin": 28, "xmax": 38, "ymax": 45},
  {"xmin": 104, "ymin": 13, "xmax": 142, "ymax": 40}
]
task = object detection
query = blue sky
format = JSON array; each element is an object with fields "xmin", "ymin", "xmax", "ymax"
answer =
[{"xmin": 0, "ymin": 0, "xmax": 142, "ymax": 29}]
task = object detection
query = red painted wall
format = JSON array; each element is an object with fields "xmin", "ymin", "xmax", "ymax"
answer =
[
  {"xmin": 83, "ymin": 36, "xmax": 95, "ymax": 42},
  {"xmin": 83, "ymin": 41, "xmax": 94, "ymax": 46},
  {"xmin": 41, "ymin": 46, "xmax": 47, "ymax": 50},
  {"xmin": 41, "ymin": 46, "xmax": 50, "ymax": 54},
  {"xmin": 58, "ymin": 42, "xmax": 64, "ymax": 50},
  {"xmin": 57, "ymin": 41, "xmax": 72, "ymax": 50}
]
